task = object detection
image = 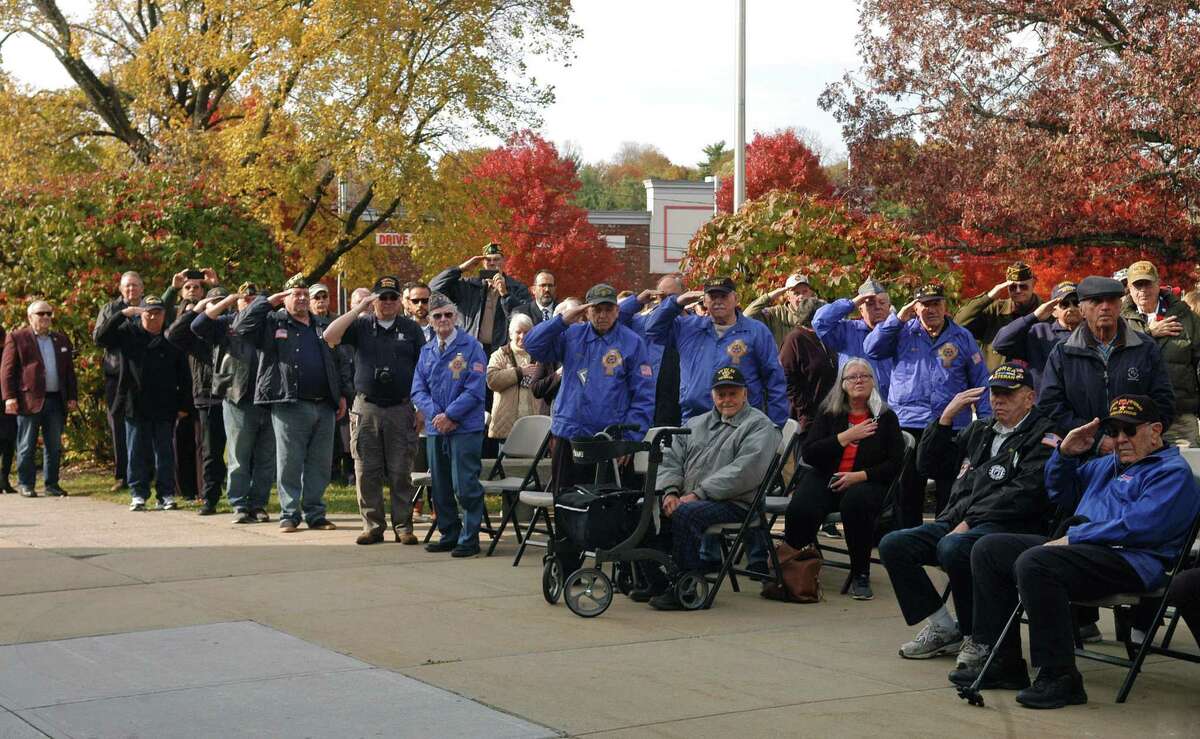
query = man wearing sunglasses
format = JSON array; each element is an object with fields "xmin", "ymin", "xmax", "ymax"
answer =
[
  {"xmin": 1121, "ymin": 260, "xmax": 1200, "ymax": 447},
  {"xmin": 992, "ymin": 281, "xmax": 1083, "ymax": 391},
  {"xmin": 324, "ymin": 276, "xmax": 426, "ymax": 545},
  {"xmin": 402, "ymin": 282, "xmax": 433, "ymax": 342},
  {"xmin": 956, "ymin": 261, "xmax": 1041, "ymax": 371},
  {"xmin": 954, "ymin": 395, "xmax": 1200, "ymax": 709},
  {"xmin": 2, "ymin": 301, "xmax": 78, "ymax": 497}
]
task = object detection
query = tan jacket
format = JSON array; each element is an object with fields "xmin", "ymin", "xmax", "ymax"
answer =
[{"xmin": 485, "ymin": 344, "xmax": 548, "ymax": 438}]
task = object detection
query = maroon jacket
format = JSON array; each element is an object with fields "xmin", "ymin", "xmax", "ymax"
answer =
[
  {"xmin": 1, "ymin": 328, "xmax": 78, "ymax": 415},
  {"xmin": 779, "ymin": 327, "xmax": 838, "ymax": 431}
]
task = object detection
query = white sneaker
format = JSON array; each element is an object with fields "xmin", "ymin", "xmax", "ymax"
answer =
[
  {"xmin": 955, "ymin": 635, "xmax": 989, "ymax": 670},
  {"xmin": 159, "ymin": 497, "xmax": 178, "ymax": 511},
  {"xmin": 899, "ymin": 622, "xmax": 963, "ymax": 659},
  {"xmin": 130, "ymin": 498, "xmax": 147, "ymax": 511}
]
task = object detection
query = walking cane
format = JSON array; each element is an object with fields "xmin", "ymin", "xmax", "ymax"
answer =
[{"xmin": 958, "ymin": 601, "xmax": 1024, "ymax": 708}]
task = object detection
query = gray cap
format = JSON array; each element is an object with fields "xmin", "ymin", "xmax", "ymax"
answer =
[
  {"xmin": 428, "ymin": 292, "xmax": 455, "ymax": 312},
  {"xmin": 857, "ymin": 278, "xmax": 886, "ymax": 297},
  {"xmin": 1076, "ymin": 276, "xmax": 1125, "ymax": 301}
]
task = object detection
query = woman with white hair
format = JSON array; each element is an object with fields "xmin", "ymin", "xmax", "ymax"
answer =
[
  {"xmin": 486, "ymin": 312, "xmax": 547, "ymax": 441},
  {"xmin": 783, "ymin": 358, "xmax": 904, "ymax": 600}
]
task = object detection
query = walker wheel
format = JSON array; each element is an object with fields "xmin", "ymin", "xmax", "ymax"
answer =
[
  {"xmin": 675, "ymin": 571, "xmax": 710, "ymax": 611},
  {"xmin": 542, "ymin": 558, "xmax": 564, "ymax": 605},
  {"xmin": 563, "ymin": 568, "xmax": 613, "ymax": 618}
]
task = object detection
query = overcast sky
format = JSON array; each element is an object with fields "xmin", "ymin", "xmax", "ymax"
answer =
[{"xmin": 1, "ymin": 1, "xmax": 862, "ymax": 167}]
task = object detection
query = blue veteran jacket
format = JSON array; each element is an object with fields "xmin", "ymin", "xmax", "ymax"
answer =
[
  {"xmin": 863, "ymin": 313, "xmax": 991, "ymax": 429},
  {"xmin": 812, "ymin": 298, "xmax": 895, "ymax": 399},
  {"xmin": 991, "ymin": 313, "xmax": 1074, "ymax": 391},
  {"xmin": 411, "ymin": 329, "xmax": 486, "ymax": 436},
  {"xmin": 1046, "ymin": 445, "xmax": 1200, "ymax": 589},
  {"xmin": 523, "ymin": 316, "xmax": 654, "ymax": 441},
  {"xmin": 647, "ymin": 295, "xmax": 789, "ymax": 427}
]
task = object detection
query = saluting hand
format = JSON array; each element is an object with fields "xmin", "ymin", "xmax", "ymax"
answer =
[
  {"xmin": 987, "ymin": 280, "xmax": 1014, "ymax": 300},
  {"xmin": 120, "ymin": 306, "xmax": 146, "ymax": 318},
  {"xmin": 637, "ymin": 289, "xmax": 661, "ymax": 304},
  {"xmin": 1059, "ymin": 417, "xmax": 1101, "ymax": 457},
  {"xmin": 676, "ymin": 290, "xmax": 705, "ymax": 307},
  {"xmin": 897, "ymin": 299, "xmax": 918, "ymax": 322},
  {"xmin": 267, "ymin": 289, "xmax": 293, "ymax": 307},
  {"xmin": 939, "ymin": 387, "xmax": 986, "ymax": 426},
  {"xmin": 561, "ymin": 302, "xmax": 591, "ymax": 325},
  {"xmin": 1033, "ymin": 296, "xmax": 1061, "ymax": 321}
]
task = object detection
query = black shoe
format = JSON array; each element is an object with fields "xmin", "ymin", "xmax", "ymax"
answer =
[
  {"xmin": 233, "ymin": 511, "xmax": 255, "ymax": 524},
  {"xmin": 451, "ymin": 543, "xmax": 481, "ymax": 558},
  {"xmin": 1016, "ymin": 666, "xmax": 1088, "ymax": 709},
  {"xmin": 821, "ymin": 521, "xmax": 843, "ymax": 538},
  {"xmin": 18, "ymin": 485, "xmax": 36, "ymax": 498},
  {"xmin": 44, "ymin": 485, "xmax": 68, "ymax": 497},
  {"xmin": 630, "ymin": 584, "xmax": 668, "ymax": 603},
  {"xmin": 253, "ymin": 509, "xmax": 270, "ymax": 523},
  {"xmin": 197, "ymin": 503, "xmax": 217, "ymax": 516},
  {"xmin": 849, "ymin": 574, "xmax": 874, "ymax": 600},
  {"xmin": 649, "ymin": 590, "xmax": 685, "ymax": 611},
  {"xmin": 357, "ymin": 531, "xmax": 385, "ymax": 545},
  {"xmin": 425, "ymin": 539, "xmax": 456, "ymax": 553},
  {"xmin": 746, "ymin": 560, "xmax": 771, "ymax": 582},
  {"xmin": 0, "ymin": 482, "xmax": 17, "ymax": 494},
  {"xmin": 949, "ymin": 655, "xmax": 1031, "ymax": 690}
]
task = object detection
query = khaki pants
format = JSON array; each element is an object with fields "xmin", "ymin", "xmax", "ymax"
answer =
[
  {"xmin": 350, "ymin": 396, "xmax": 417, "ymax": 535},
  {"xmin": 1165, "ymin": 412, "xmax": 1200, "ymax": 448}
]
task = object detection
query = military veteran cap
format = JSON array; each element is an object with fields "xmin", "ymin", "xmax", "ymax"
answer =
[
  {"xmin": 206, "ymin": 286, "xmax": 229, "ymax": 300},
  {"xmin": 1112, "ymin": 268, "xmax": 1129, "ymax": 284},
  {"xmin": 142, "ymin": 295, "xmax": 165, "ymax": 311},
  {"xmin": 1050, "ymin": 281, "xmax": 1077, "ymax": 301},
  {"xmin": 1076, "ymin": 275, "xmax": 1125, "ymax": 301},
  {"xmin": 283, "ymin": 273, "xmax": 307, "ymax": 290},
  {"xmin": 785, "ymin": 274, "xmax": 811, "ymax": 289},
  {"xmin": 585, "ymin": 283, "xmax": 619, "ymax": 305},
  {"xmin": 1005, "ymin": 261, "xmax": 1034, "ymax": 282},
  {"xmin": 308, "ymin": 282, "xmax": 329, "ymax": 296},
  {"xmin": 483, "ymin": 242, "xmax": 503, "ymax": 256},
  {"xmin": 857, "ymin": 278, "xmax": 886, "ymax": 297},
  {"xmin": 712, "ymin": 366, "xmax": 748, "ymax": 388},
  {"xmin": 703, "ymin": 276, "xmax": 736, "ymax": 294},
  {"xmin": 988, "ymin": 362, "xmax": 1034, "ymax": 390},
  {"xmin": 238, "ymin": 281, "xmax": 258, "ymax": 296},
  {"xmin": 1103, "ymin": 394, "xmax": 1162, "ymax": 426},
  {"xmin": 373, "ymin": 275, "xmax": 402, "ymax": 296},
  {"xmin": 1126, "ymin": 260, "xmax": 1159, "ymax": 285},
  {"xmin": 913, "ymin": 282, "xmax": 946, "ymax": 302}
]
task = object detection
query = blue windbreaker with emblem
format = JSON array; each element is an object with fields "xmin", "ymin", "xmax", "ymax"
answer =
[
  {"xmin": 1046, "ymin": 444, "xmax": 1200, "ymax": 589},
  {"xmin": 618, "ymin": 295, "xmax": 666, "ymax": 381},
  {"xmin": 811, "ymin": 298, "xmax": 895, "ymax": 399},
  {"xmin": 646, "ymin": 295, "xmax": 789, "ymax": 427},
  {"xmin": 863, "ymin": 313, "xmax": 991, "ymax": 429},
  {"xmin": 411, "ymin": 329, "xmax": 486, "ymax": 436},
  {"xmin": 523, "ymin": 315, "xmax": 654, "ymax": 441}
]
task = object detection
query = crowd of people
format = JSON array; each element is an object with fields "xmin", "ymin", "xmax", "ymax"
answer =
[{"xmin": 3, "ymin": 246, "xmax": 1200, "ymax": 709}]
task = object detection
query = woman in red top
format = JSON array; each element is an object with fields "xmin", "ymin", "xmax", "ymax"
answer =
[{"xmin": 784, "ymin": 359, "xmax": 904, "ymax": 600}]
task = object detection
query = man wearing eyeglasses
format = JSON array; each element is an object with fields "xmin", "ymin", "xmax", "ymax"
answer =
[
  {"xmin": 953, "ymin": 395, "xmax": 1200, "ymax": 709},
  {"xmin": 2, "ymin": 301, "xmax": 78, "ymax": 497},
  {"xmin": 513, "ymin": 270, "xmax": 558, "ymax": 326},
  {"xmin": 992, "ymin": 281, "xmax": 1083, "ymax": 391},
  {"xmin": 324, "ymin": 276, "xmax": 426, "ymax": 545},
  {"xmin": 1120, "ymin": 260, "xmax": 1200, "ymax": 447},
  {"xmin": 956, "ymin": 261, "xmax": 1042, "ymax": 371}
]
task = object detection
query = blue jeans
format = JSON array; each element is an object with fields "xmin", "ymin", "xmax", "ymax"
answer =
[
  {"xmin": 224, "ymin": 400, "xmax": 275, "ymax": 512},
  {"xmin": 427, "ymin": 432, "xmax": 484, "ymax": 547},
  {"xmin": 126, "ymin": 418, "xmax": 176, "ymax": 503},
  {"xmin": 670, "ymin": 501, "xmax": 747, "ymax": 572},
  {"xmin": 878, "ymin": 520, "xmax": 1005, "ymax": 635},
  {"xmin": 271, "ymin": 401, "xmax": 335, "ymax": 526},
  {"xmin": 16, "ymin": 394, "xmax": 65, "ymax": 488}
]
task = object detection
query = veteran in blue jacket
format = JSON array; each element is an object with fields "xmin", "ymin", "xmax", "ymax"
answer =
[
  {"xmin": 524, "ymin": 283, "xmax": 655, "ymax": 492},
  {"xmin": 646, "ymin": 277, "xmax": 788, "ymax": 428},
  {"xmin": 957, "ymin": 395, "xmax": 1200, "ymax": 709},
  {"xmin": 863, "ymin": 282, "xmax": 992, "ymax": 527},
  {"xmin": 811, "ymin": 278, "xmax": 895, "ymax": 399},
  {"xmin": 990, "ymin": 281, "xmax": 1082, "ymax": 392},
  {"xmin": 411, "ymin": 292, "xmax": 488, "ymax": 557}
]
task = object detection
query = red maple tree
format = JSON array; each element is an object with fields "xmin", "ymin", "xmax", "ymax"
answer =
[
  {"xmin": 715, "ymin": 129, "xmax": 833, "ymax": 213},
  {"xmin": 464, "ymin": 130, "xmax": 619, "ymax": 297}
]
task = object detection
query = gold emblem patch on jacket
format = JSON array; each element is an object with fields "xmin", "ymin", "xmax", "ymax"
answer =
[
  {"xmin": 726, "ymin": 339, "xmax": 747, "ymax": 365},
  {"xmin": 449, "ymin": 353, "xmax": 466, "ymax": 380},
  {"xmin": 938, "ymin": 343, "xmax": 958, "ymax": 367},
  {"xmin": 602, "ymin": 348, "xmax": 623, "ymax": 376}
]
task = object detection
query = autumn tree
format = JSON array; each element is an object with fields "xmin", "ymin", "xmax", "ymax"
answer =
[
  {"xmin": 714, "ymin": 129, "xmax": 833, "ymax": 212},
  {"xmin": 412, "ymin": 131, "xmax": 619, "ymax": 297},
  {"xmin": 573, "ymin": 142, "xmax": 699, "ymax": 210},
  {"xmin": 697, "ymin": 140, "xmax": 730, "ymax": 177},
  {"xmin": 821, "ymin": 1, "xmax": 1200, "ymax": 258},
  {"xmin": 2, "ymin": 0, "xmax": 579, "ymax": 280}
]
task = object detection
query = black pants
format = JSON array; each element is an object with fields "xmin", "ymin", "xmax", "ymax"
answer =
[
  {"xmin": 898, "ymin": 426, "xmax": 952, "ymax": 528},
  {"xmin": 548, "ymin": 435, "xmax": 607, "ymax": 494},
  {"xmin": 0, "ymin": 438, "xmax": 13, "ymax": 486},
  {"xmin": 784, "ymin": 471, "xmax": 886, "ymax": 576},
  {"xmin": 972, "ymin": 533, "xmax": 1143, "ymax": 668},
  {"xmin": 1168, "ymin": 568, "xmax": 1200, "ymax": 651},
  {"xmin": 197, "ymin": 403, "xmax": 227, "ymax": 507},
  {"xmin": 104, "ymin": 374, "xmax": 127, "ymax": 481}
]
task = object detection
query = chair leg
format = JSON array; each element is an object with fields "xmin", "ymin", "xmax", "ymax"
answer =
[
  {"xmin": 721, "ymin": 535, "xmax": 741, "ymax": 593},
  {"xmin": 840, "ymin": 571, "xmax": 853, "ymax": 595},
  {"xmin": 1116, "ymin": 598, "xmax": 1172, "ymax": 703},
  {"xmin": 485, "ymin": 501, "xmax": 515, "ymax": 557},
  {"xmin": 513, "ymin": 506, "xmax": 542, "ymax": 567}
]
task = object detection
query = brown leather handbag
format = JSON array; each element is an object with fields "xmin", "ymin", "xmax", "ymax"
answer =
[{"xmin": 761, "ymin": 542, "xmax": 823, "ymax": 603}]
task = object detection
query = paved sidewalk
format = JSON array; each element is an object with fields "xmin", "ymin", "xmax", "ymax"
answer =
[{"xmin": 0, "ymin": 492, "xmax": 1197, "ymax": 737}]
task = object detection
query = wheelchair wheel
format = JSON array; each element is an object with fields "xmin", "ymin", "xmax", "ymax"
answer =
[
  {"xmin": 542, "ymin": 558, "xmax": 564, "ymax": 605},
  {"xmin": 675, "ymin": 571, "xmax": 710, "ymax": 611},
  {"xmin": 563, "ymin": 568, "xmax": 613, "ymax": 618},
  {"xmin": 613, "ymin": 562, "xmax": 636, "ymax": 595}
]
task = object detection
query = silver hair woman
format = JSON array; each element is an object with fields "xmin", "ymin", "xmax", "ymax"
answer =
[
  {"xmin": 485, "ymin": 313, "xmax": 546, "ymax": 440},
  {"xmin": 820, "ymin": 359, "xmax": 888, "ymax": 418}
]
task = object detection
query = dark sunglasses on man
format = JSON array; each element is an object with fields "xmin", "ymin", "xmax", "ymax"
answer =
[{"xmin": 1103, "ymin": 421, "xmax": 1143, "ymax": 438}]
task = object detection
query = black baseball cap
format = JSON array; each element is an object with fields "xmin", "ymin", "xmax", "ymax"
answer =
[
  {"xmin": 913, "ymin": 282, "xmax": 946, "ymax": 302},
  {"xmin": 1076, "ymin": 276, "xmax": 1125, "ymax": 301},
  {"xmin": 585, "ymin": 283, "xmax": 619, "ymax": 305},
  {"xmin": 238, "ymin": 281, "xmax": 258, "ymax": 296},
  {"xmin": 143, "ymin": 295, "xmax": 165, "ymax": 311},
  {"xmin": 1103, "ymin": 394, "xmax": 1162, "ymax": 426},
  {"xmin": 1050, "ymin": 281, "xmax": 1078, "ymax": 301},
  {"xmin": 712, "ymin": 366, "xmax": 747, "ymax": 388},
  {"xmin": 988, "ymin": 362, "xmax": 1034, "ymax": 390},
  {"xmin": 703, "ymin": 277, "xmax": 736, "ymax": 294},
  {"xmin": 373, "ymin": 275, "xmax": 401, "ymax": 296}
]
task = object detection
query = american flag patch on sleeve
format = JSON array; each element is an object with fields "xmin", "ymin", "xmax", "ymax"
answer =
[
  {"xmin": 971, "ymin": 352, "xmax": 983, "ymax": 364},
  {"xmin": 1041, "ymin": 432, "xmax": 1061, "ymax": 448},
  {"xmin": 640, "ymin": 364, "xmax": 653, "ymax": 377},
  {"xmin": 472, "ymin": 362, "xmax": 485, "ymax": 372}
]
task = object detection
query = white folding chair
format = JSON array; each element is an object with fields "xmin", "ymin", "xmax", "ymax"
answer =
[{"xmin": 480, "ymin": 415, "xmax": 552, "ymax": 557}]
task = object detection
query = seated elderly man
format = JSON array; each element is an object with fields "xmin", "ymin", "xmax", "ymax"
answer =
[
  {"xmin": 648, "ymin": 366, "xmax": 780, "ymax": 611},
  {"xmin": 950, "ymin": 395, "xmax": 1200, "ymax": 709},
  {"xmin": 880, "ymin": 362, "xmax": 1057, "ymax": 666}
]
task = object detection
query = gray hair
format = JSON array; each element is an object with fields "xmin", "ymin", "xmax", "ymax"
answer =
[
  {"xmin": 428, "ymin": 291, "xmax": 456, "ymax": 313},
  {"xmin": 119, "ymin": 271, "xmax": 143, "ymax": 286},
  {"xmin": 819, "ymin": 359, "xmax": 887, "ymax": 417},
  {"xmin": 508, "ymin": 312, "xmax": 533, "ymax": 337}
]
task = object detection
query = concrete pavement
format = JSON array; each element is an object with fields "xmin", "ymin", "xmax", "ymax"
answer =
[{"xmin": 0, "ymin": 491, "xmax": 1197, "ymax": 737}]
